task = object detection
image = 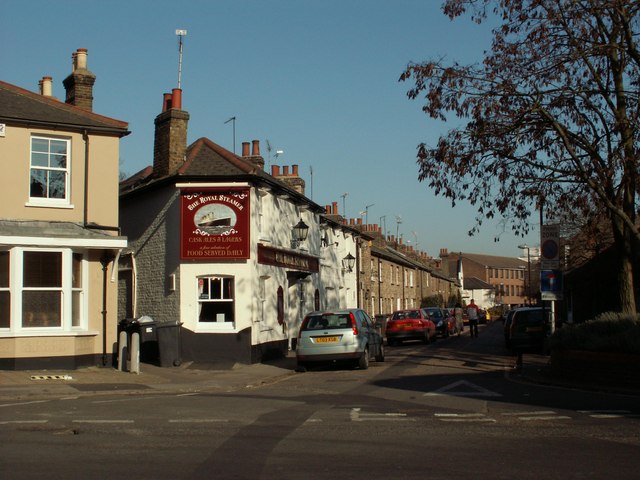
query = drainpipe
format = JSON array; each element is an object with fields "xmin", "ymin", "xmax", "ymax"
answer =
[
  {"xmin": 83, "ymin": 130, "xmax": 90, "ymax": 226},
  {"xmin": 356, "ymin": 240, "xmax": 361, "ymax": 308},
  {"xmin": 100, "ymin": 253, "xmax": 114, "ymax": 366},
  {"xmin": 377, "ymin": 257, "xmax": 382, "ymax": 315}
]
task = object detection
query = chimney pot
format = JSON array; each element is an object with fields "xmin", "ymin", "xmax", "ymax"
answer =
[
  {"xmin": 163, "ymin": 93, "xmax": 172, "ymax": 112},
  {"xmin": 171, "ymin": 88, "xmax": 182, "ymax": 110},
  {"xmin": 283, "ymin": 166, "xmax": 289, "ymax": 176},
  {"xmin": 292, "ymin": 164, "xmax": 299, "ymax": 176},
  {"xmin": 242, "ymin": 142, "xmax": 250, "ymax": 157},
  {"xmin": 271, "ymin": 165, "xmax": 280, "ymax": 176},
  {"xmin": 39, "ymin": 76, "xmax": 53, "ymax": 96},
  {"xmin": 332, "ymin": 201, "xmax": 338, "ymax": 215},
  {"xmin": 251, "ymin": 140, "xmax": 260, "ymax": 156},
  {"xmin": 75, "ymin": 48, "xmax": 88, "ymax": 70}
]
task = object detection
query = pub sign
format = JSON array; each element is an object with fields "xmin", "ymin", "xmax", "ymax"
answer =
[{"xmin": 180, "ymin": 188, "xmax": 250, "ymax": 260}]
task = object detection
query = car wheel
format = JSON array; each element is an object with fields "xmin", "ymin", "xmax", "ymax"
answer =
[
  {"xmin": 375, "ymin": 342, "xmax": 385, "ymax": 362},
  {"xmin": 358, "ymin": 347, "xmax": 370, "ymax": 370},
  {"xmin": 423, "ymin": 332, "xmax": 430, "ymax": 344},
  {"xmin": 387, "ymin": 338, "xmax": 395, "ymax": 346}
]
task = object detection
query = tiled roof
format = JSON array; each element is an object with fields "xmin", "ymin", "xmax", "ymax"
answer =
[
  {"xmin": 120, "ymin": 136, "xmax": 325, "ymax": 214},
  {"xmin": 458, "ymin": 252, "xmax": 527, "ymax": 269},
  {"xmin": 0, "ymin": 80, "xmax": 129, "ymax": 135},
  {"xmin": 463, "ymin": 276, "xmax": 494, "ymax": 290},
  {"xmin": 180, "ymin": 137, "xmax": 259, "ymax": 176},
  {"xmin": 0, "ymin": 220, "xmax": 126, "ymax": 247}
]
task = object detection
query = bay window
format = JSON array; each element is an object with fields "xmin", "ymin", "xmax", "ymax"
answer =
[{"xmin": 0, "ymin": 248, "xmax": 86, "ymax": 334}]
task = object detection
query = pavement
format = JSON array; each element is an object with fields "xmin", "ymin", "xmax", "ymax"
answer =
[
  {"xmin": 1, "ymin": 338, "xmax": 638, "ymax": 401},
  {"xmin": 0, "ymin": 354, "xmax": 300, "ymax": 401}
]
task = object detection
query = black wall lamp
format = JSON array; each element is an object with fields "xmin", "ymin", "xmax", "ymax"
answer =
[
  {"xmin": 342, "ymin": 253, "xmax": 356, "ymax": 273},
  {"xmin": 291, "ymin": 219, "xmax": 309, "ymax": 248}
]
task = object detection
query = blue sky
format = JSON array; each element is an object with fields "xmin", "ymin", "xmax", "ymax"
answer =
[{"xmin": 2, "ymin": 0, "xmax": 539, "ymax": 258}]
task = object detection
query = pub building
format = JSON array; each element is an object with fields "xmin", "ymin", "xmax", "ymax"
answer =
[{"xmin": 118, "ymin": 89, "xmax": 362, "ymax": 364}]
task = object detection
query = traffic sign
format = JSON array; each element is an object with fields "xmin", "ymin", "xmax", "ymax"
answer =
[{"xmin": 540, "ymin": 224, "xmax": 560, "ymax": 269}]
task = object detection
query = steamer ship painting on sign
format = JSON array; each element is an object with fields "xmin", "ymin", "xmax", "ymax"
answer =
[{"xmin": 194, "ymin": 204, "xmax": 237, "ymax": 235}]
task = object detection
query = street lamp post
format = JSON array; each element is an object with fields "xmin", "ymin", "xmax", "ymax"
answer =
[{"xmin": 518, "ymin": 244, "xmax": 531, "ymax": 305}]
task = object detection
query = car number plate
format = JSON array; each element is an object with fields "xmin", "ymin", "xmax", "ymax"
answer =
[{"xmin": 315, "ymin": 336, "xmax": 339, "ymax": 343}]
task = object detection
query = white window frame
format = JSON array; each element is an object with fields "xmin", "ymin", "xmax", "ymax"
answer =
[
  {"xmin": 0, "ymin": 251, "xmax": 9, "ymax": 329},
  {"xmin": 196, "ymin": 275, "xmax": 235, "ymax": 331},
  {"xmin": 0, "ymin": 247, "xmax": 88, "ymax": 336},
  {"xmin": 27, "ymin": 135, "xmax": 72, "ymax": 208}
]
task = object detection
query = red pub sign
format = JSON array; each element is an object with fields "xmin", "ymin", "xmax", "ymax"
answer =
[{"xmin": 180, "ymin": 187, "xmax": 251, "ymax": 260}]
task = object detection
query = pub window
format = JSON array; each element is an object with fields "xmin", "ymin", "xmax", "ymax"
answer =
[
  {"xmin": 314, "ymin": 289, "xmax": 320, "ymax": 311},
  {"xmin": 277, "ymin": 286, "xmax": 284, "ymax": 325},
  {"xmin": 197, "ymin": 276, "xmax": 235, "ymax": 324}
]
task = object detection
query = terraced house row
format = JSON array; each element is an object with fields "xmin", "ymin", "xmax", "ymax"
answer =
[{"xmin": 0, "ymin": 48, "xmax": 475, "ymax": 370}]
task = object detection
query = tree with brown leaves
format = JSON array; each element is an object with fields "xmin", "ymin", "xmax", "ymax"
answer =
[{"xmin": 401, "ymin": 0, "xmax": 639, "ymax": 314}]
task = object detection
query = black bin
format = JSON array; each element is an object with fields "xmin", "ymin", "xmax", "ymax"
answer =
[
  {"xmin": 119, "ymin": 316, "xmax": 158, "ymax": 363},
  {"xmin": 156, "ymin": 320, "xmax": 182, "ymax": 367}
]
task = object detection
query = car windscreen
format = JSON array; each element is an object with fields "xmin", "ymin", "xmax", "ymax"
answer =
[
  {"xmin": 426, "ymin": 309, "xmax": 442, "ymax": 318},
  {"xmin": 392, "ymin": 311, "xmax": 421, "ymax": 320},
  {"xmin": 516, "ymin": 310, "xmax": 545, "ymax": 325},
  {"xmin": 302, "ymin": 314, "xmax": 352, "ymax": 330}
]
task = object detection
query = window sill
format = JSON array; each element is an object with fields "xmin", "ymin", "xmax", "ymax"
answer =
[
  {"xmin": 194, "ymin": 323, "xmax": 237, "ymax": 333},
  {"xmin": 0, "ymin": 330, "xmax": 98, "ymax": 338},
  {"xmin": 25, "ymin": 201, "xmax": 74, "ymax": 209}
]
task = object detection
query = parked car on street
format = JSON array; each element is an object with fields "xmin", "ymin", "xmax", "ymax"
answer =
[
  {"xmin": 507, "ymin": 307, "xmax": 551, "ymax": 352},
  {"xmin": 386, "ymin": 309, "xmax": 436, "ymax": 345},
  {"xmin": 423, "ymin": 307, "xmax": 456, "ymax": 337},
  {"xmin": 296, "ymin": 309, "xmax": 384, "ymax": 370},
  {"xmin": 503, "ymin": 309, "xmax": 515, "ymax": 347}
]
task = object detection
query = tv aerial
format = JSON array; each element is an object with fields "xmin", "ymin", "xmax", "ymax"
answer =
[{"xmin": 175, "ymin": 29, "xmax": 187, "ymax": 89}]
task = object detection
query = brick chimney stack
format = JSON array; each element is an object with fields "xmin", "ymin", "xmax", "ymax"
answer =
[
  {"xmin": 242, "ymin": 140, "xmax": 265, "ymax": 171},
  {"xmin": 63, "ymin": 48, "xmax": 96, "ymax": 111},
  {"xmin": 153, "ymin": 89, "xmax": 190, "ymax": 177},
  {"xmin": 270, "ymin": 163, "xmax": 305, "ymax": 195}
]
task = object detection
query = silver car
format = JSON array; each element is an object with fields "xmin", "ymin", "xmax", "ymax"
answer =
[{"xmin": 296, "ymin": 309, "xmax": 385, "ymax": 370}]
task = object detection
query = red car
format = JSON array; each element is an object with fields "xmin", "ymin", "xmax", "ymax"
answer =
[
  {"xmin": 423, "ymin": 307, "xmax": 457, "ymax": 337},
  {"xmin": 386, "ymin": 309, "xmax": 437, "ymax": 346}
]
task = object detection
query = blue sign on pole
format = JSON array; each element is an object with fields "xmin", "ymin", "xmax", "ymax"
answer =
[{"xmin": 540, "ymin": 270, "xmax": 563, "ymax": 300}]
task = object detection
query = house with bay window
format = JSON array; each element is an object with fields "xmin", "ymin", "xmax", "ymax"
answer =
[
  {"xmin": 0, "ymin": 49, "xmax": 129, "ymax": 369},
  {"xmin": 119, "ymin": 89, "xmax": 361, "ymax": 364}
]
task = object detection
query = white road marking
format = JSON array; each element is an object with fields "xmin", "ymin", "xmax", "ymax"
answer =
[
  {"xmin": 434, "ymin": 413, "xmax": 496, "ymax": 423},
  {"xmin": 168, "ymin": 419, "xmax": 229, "ymax": 423},
  {"xmin": 0, "ymin": 400, "xmax": 49, "ymax": 408},
  {"xmin": 518, "ymin": 415, "xmax": 571, "ymax": 421},
  {"xmin": 0, "ymin": 420, "xmax": 48, "ymax": 425},
  {"xmin": 350, "ymin": 408, "xmax": 414, "ymax": 422},
  {"xmin": 425, "ymin": 380, "xmax": 502, "ymax": 397},
  {"xmin": 578, "ymin": 410, "xmax": 634, "ymax": 419},
  {"xmin": 501, "ymin": 410, "xmax": 571, "ymax": 421},
  {"xmin": 72, "ymin": 419, "xmax": 134, "ymax": 424},
  {"xmin": 501, "ymin": 411, "xmax": 557, "ymax": 416}
]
